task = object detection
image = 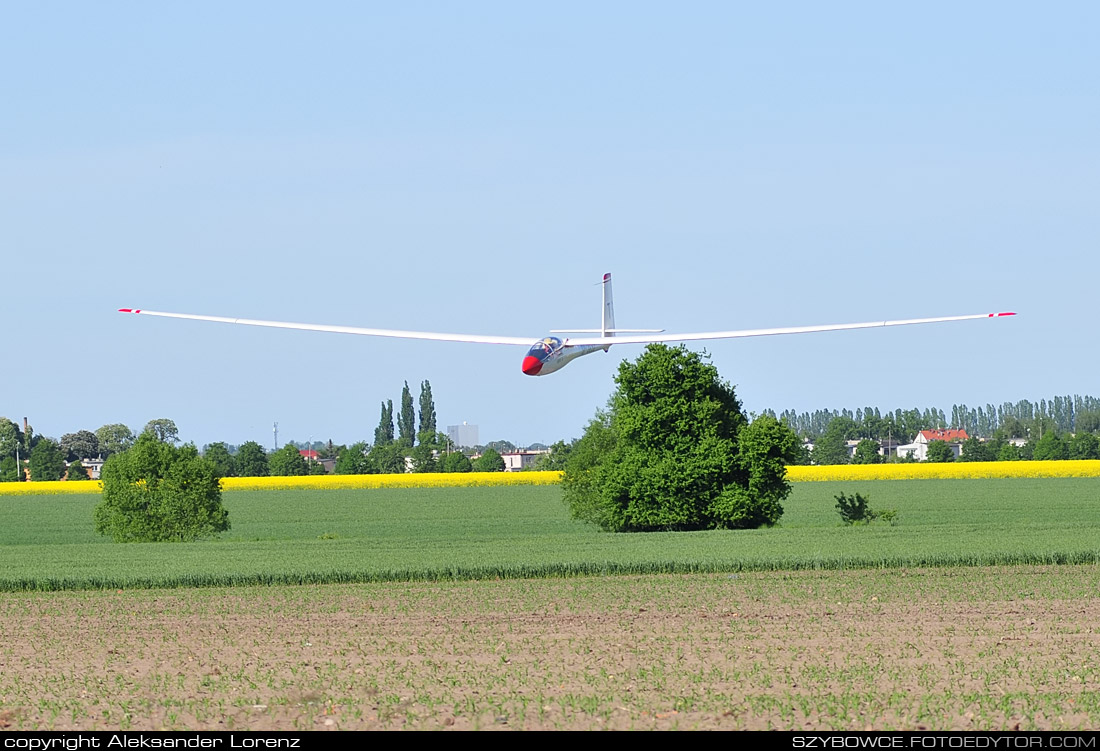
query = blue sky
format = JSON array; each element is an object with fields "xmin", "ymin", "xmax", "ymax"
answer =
[{"xmin": 3, "ymin": 2, "xmax": 1096, "ymax": 449}]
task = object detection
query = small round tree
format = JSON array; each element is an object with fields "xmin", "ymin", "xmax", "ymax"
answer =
[
  {"xmin": 473, "ymin": 448, "xmax": 505, "ymax": 472},
  {"xmin": 94, "ymin": 432, "xmax": 229, "ymax": 543},
  {"xmin": 562, "ymin": 344, "xmax": 799, "ymax": 532}
]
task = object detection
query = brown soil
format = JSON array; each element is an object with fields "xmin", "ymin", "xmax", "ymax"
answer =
[{"xmin": 2, "ymin": 568, "xmax": 1098, "ymax": 731}]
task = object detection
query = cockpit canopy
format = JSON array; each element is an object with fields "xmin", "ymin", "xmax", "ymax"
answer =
[{"xmin": 525, "ymin": 336, "xmax": 563, "ymax": 363}]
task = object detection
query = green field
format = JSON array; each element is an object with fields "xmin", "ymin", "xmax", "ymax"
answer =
[{"xmin": 3, "ymin": 478, "xmax": 1099, "ymax": 591}]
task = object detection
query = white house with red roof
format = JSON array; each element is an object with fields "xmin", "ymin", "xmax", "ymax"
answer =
[{"xmin": 897, "ymin": 429, "xmax": 970, "ymax": 461}]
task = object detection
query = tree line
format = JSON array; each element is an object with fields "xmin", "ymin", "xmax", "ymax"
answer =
[{"xmin": 771, "ymin": 395, "xmax": 1100, "ymax": 443}]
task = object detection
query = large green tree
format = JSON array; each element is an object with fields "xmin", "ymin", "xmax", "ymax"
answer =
[
  {"xmin": 441, "ymin": 451, "xmax": 472, "ymax": 473},
  {"xmin": 1032, "ymin": 432, "xmax": 1068, "ymax": 461},
  {"xmin": 235, "ymin": 441, "xmax": 269, "ymax": 477},
  {"xmin": 398, "ymin": 382, "xmax": 416, "ymax": 448},
  {"xmin": 94, "ymin": 433, "xmax": 229, "ymax": 542},
  {"xmin": 95, "ymin": 424, "xmax": 135, "ymax": 457},
  {"xmin": 851, "ymin": 439, "xmax": 882, "ymax": 464},
  {"xmin": 562, "ymin": 344, "xmax": 799, "ymax": 532},
  {"xmin": 368, "ymin": 442, "xmax": 407, "ymax": 474},
  {"xmin": 29, "ymin": 439, "xmax": 66, "ymax": 481}
]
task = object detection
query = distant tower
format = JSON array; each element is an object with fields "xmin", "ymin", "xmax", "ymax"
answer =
[
  {"xmin": 447, "ymin": 422, "xmax": 479, "ymax": 449},
  {"xmin": 273, "ymin": 421, "xmax": 279, "ymax": 451}
]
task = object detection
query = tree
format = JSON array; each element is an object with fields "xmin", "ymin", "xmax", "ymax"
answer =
[
  {"xmin": 374, "ymin": 400, "xmax": 394, "ymax": 446},
  {"xmin": 473, "ymin": 447, "xmax": 506, "ymax": 472},
  {"xmin": 94, "ymin": 433, "xmax": 229, "ymax": 542},
  {"xmin": 202, "ymin": 442, "xmax": 236, "ymax": 477},
  {"xmin": 269, "ymin": 444, "xmax": 308, "ymax": 476},
  {"xmin": 925, "ymin": 440, "xmax": 955, "ymax": 463},
  {"xmin": 143, "ymin": 419, "xmax": 179, "ymax": 444},
  {"xmin": 0, "ymin": 456, "xmax": 24, "ymax": 482},
  {"xmin": 851, "ymin": 439, "xmax": 882, "ymax": 464},
  {"xmin": 997, "ymin": 442, "xmax": 1022, "ymax": 461},
  {"xmin": 1069, "ymin": 433, "xmax": 1100, "ymax": 460},
  {"xmin": 958, "ymin": 437, "xmax": 994, "ymax": 462},
  {"xmin": 60, "ymin": 430, "xmax": 99, "ymax": 461},
  {"xmin": 0, "ymin": 418, "xmax": 23, "ymax": 460},
  {"xmin": 29, "ymin": 438, "xmax": 66, "ymax": 481},
  {"xmin": 398, "ymin": 382, "xmax": 416, "ymax": 448},
  {"xmin": 441, "ymin": 451, "xmax": 472, "ymax": 473},
  {"xmin": 66, "ymin": 460, "xmax": 90, "ymax": 481},
  {"xmin": 811, "ymin": 421, "xmax": 850, "ymax": 465},
  {"xmin": 418, "ymin": 380, "xmax": 436, "ymax": 441},
  {"xmin": 367, "ymin": 442, "xmax": 407, "ymax": 473},
  {"xmin": 96, "ymin": 424, "xmax": 135, "ymax": 457},
  {"xmin": 334, "ymin": 442, "xmax": 371, "ymax": 474},
  {"xmin": 534, "ymin": 439, "xmax": 573, "ymax": 471},
  {"xmin": 562, "ymin": 344, "xmax": 799, "ymax": 532},
  {"xmin": 1032, "ymin": 432, "xmax": 1068, "ymax": 461},
  {"xmin": 235, "ymin": 441, "xmax": 269, "ymax": 477}
]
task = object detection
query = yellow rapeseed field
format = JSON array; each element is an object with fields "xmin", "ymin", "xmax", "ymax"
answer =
[
  {"xmin": 3, "ymin": 462, "xmax": 1099, "ymax": 496},
  {"xmin": 786, "ymin": 460, "xmax": 1100, "ymax": 481}
]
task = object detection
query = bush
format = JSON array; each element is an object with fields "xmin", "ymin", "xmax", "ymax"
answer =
[
  {"xmin": 835, "ymin": 492, "xmax": 898, "ymax": 525},
  {"xmin": 94, "ymin": 433, "xmax": 229, "ymax": 542},
  {"xmin": 562, "ymin": 344, "xmax": 800, "ymax": 532}
]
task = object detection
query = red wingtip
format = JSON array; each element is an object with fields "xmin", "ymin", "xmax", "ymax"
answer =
[
  {"xmin": 996, "ymin": 312, "xmax": 1017, "ymax": 317},
  {"xmin": 602, "ymin": 273, "xmax": 610, "ymax": 282},
  {"xmin": 118, "ymin": 308, "xmax": 132, "ymax": 313}
]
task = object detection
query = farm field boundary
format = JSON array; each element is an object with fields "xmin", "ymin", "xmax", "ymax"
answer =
[
  {"xmin": 4, "ymin": 460, "xmax": 1100, "ymax": 496},
  {"xmin": 2, "ymin": 479, "xmax": 1099, "ymax": 592}
]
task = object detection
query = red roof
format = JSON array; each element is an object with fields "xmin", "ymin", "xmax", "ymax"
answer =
[
  {"xmin": 299, "ymin": 449, "xmax": 320, "ymax": 460},
  {"xmin": 918, "ymin": 429, "xmax": 969, "ymax": 443}
]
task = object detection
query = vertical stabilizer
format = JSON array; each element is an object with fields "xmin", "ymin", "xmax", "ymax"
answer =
[{"xmin": 601, "ymin": 273, "xmax": 615, "ymax": 341}]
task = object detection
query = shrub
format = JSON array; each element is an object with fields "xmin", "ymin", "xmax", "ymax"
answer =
[
  {"xmin": 835, "ymin": 492, "xmax": 898, "ymax": 525},
  {"xmin": 93, "ymin": 433, "xmax": 229, "ymax": 542}
]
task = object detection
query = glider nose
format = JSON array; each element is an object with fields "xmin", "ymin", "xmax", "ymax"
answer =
[{"xmin": 521, "ymin": 356, "xmax": 543, "ymax": 376}]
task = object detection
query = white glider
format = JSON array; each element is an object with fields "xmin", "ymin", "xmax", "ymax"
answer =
[{"xmin": 120, "ymin": 273, "xmax": 1016, "ymax": 376}]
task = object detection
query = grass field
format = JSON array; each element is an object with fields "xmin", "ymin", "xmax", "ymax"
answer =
[
  {"xmin": 2, "ymin": 479, "xmax": 1099, "ymax": 591},
  {"xmin": 4, "ymin": 479, "xmax": 1100, "ymax": 730}
]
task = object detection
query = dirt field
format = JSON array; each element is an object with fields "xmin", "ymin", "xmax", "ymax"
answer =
[{"xmin": 2, "ymin": 566, "xmax": 1099, "ymax": 731}]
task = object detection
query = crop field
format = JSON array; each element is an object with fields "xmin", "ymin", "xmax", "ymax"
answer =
[{"xmin": 2, "ymin": 479, "xmax": 1099, "ymax": 730}]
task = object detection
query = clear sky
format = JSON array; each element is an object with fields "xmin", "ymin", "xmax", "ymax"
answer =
[{"xmin": 3, "ymin": 2, "xmax": 1097, "ymax": 449}]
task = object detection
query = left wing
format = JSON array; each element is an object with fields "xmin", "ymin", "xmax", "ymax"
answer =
[
  {"xmin": 561, "ymin": 312, "xmax": 1016, "ymax": 346},
  {"xmin": 117, "ymin": 309, "xmax": 537, "ymax": 346}
]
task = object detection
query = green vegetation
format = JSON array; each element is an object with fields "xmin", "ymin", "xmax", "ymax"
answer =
[
  {"xmin": 834, "ymin": 492, "xmax": 897, "ymax": 525},
  {"xmin": 94, "ymin": 433, "xmax": 230, "ymax": 543},
  {"xmin": 564, "ymin": 344, "xmax": 800, "ymax": 531},
  {"xmin": 2, "ymin": 478, "xmax": 1098, "ymax": 591}
]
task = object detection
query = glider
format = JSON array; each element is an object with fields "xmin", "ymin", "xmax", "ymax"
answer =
[{"xmin": 119, "ymin": 273, "xmax": 1015, "ymax": 376}]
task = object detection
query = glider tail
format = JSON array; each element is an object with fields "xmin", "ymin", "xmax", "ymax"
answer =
[{"xmin": 601, "ymin": 273, "xmax": 615, "ymax": 343}]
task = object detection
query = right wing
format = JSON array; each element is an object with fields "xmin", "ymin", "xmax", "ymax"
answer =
[
  {"xmin": 117, "ymin": 308, "xmax": 537, "ymax": 346},
  {"xmin": 562, "ymin": 312, "xmax": 1017, "ymax": 346}
]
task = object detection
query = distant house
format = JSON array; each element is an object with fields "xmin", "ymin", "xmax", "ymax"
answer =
[
  {"xmin": 501, "ymin": 450, "xmax": 549, "ymax": 472},
  {"xmin": 897, "ymin": 429, "xmax": 969, "ymax": 461},
  {"xmin": 299, "ymin": 449, "xmax": 335, "ymax": 473}
]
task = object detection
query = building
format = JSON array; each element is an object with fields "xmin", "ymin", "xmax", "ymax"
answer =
[
  {"xmin": 500, "ymin": 450, "xmax": 549, "ymax": 472},
  {"xmin": 897, "ymin": 429, "xmax": 970, "ymax": 461},
  {"xmin": 447, "ymin": 422, "xmax": 479, "ymax": 449}
]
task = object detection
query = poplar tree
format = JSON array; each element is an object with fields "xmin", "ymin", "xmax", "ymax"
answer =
[
  {"xmin": 398, "ymin": 382, "xmax": 415, "ymax": 448},
  {"xmin": 418, "ymin": 380, "xmax": 437, "ymax": 439},
  {"xmin": 374, "ymin": 400, "xmax": 394, "ymax": 446}
]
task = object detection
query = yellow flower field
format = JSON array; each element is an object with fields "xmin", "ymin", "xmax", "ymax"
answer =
[
  {"xmin": 786, "ymin": 460, "xmax": 1100, "ymax": 481},
  {"xmin": 3, "ymin": 462, "xmax": 1099, "ymax": 496},
  {"xmin": 0, "ymin": 472, "xmax": 564, "ymax": 495}
]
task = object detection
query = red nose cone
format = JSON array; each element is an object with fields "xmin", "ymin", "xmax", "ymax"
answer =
[{"xmin": 522, "ymin": 356, "xmax": 543, "ymax": 376}]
